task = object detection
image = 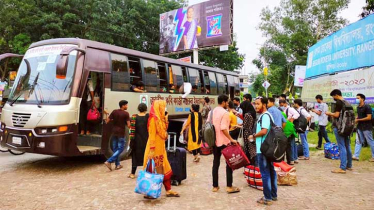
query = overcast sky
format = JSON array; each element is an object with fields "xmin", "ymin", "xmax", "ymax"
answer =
[{"xmin": 188, "ymin": 0, "xmax": 367, "ymax": 74}]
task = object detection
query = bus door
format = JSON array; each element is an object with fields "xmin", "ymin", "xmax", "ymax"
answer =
[{"xmin": 226, "ymin": 75, "xmax": 235, "ymax": 99}]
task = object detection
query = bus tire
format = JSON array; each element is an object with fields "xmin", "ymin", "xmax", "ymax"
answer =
[{"xmin": 104, "ymin": 136, "xmax": 131, "ymax": 161}]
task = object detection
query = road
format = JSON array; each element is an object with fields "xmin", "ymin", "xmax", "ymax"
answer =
[{"xmin": 1, "ymin": 150, "xmax": 374, "ymax": 210}]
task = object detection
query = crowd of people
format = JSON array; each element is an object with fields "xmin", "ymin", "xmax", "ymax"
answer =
[{"xmin": 102, "ymin": 88, "xmax": 374, "ymax": 205}]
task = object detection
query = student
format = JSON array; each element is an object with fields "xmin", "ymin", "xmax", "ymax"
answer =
[
  {"xmin": 249, "ymin": 97, "xmax": 277, "ymax": 206},
  {"xmin": 267, "ymin": 97, "xmax": 286, "ymax": 128},
  {"xmin": 233, "ymin": 97, "xmax": 243, "ymax": 125},
  {"xmin": 352, "ymin": 94, "xmax": 374, "ymax": 162},
  {"xmin": 104, "ymin": 100, "xmax": 131, "ymax": 171},
  {"xmin": 209, "ymin": 95, "xmax": 239, "ymax": 193},
  {"xmin": 181, "ymin": 104, "xmax": 202, "ymax": 162},
  {"xmin": 293, "ymin": 99, "xmax": 311, "ymax": 160},
  {"xmin": 312, "ymin": 95, "xmax": 330, "ymax": 149},
  {"xmin": 326, "ymin": 89, "xmax": 353, "ymax": 174}
]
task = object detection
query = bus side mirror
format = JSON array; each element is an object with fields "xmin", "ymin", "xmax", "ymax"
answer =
[{"xmin": 56, "ymin": 47, "xmax": 86, "ymax": 79}]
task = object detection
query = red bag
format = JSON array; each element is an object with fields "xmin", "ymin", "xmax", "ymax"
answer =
[
  {"xmin": 222, "ymin": 144, "xmax": 250, "ymax": 170},
  {"xmin": 201, "ymin": 142, "xmax": 212, "ymax": 155},
  {"xmin": 273, "ymin": 161, "xmax": 294, "ymax": 172},
  {"xmin": 87, "ymin": 104, "xmax": 101, "ymax": 121},
  {"xmin": 244, "ymin": 165, "xmax": 263, "ymax": 190}
]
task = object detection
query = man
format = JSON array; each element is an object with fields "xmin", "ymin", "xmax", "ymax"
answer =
[
  {"xmin": 233, "ymin": 97, "xmax": 243, "ymax": 125},
  {"xmin": 209, "ymin": 95, "xmax": 239, "ymax": 194},
  {"xmin": 104, "ymin": 100, "xmax": 131, "ymax": 171},
  {"xmin": 326, "ymin": 89, "xmax": 353, "ymax": 174},
  {"xmin": 267, "ymin": 97, "xmax": 286, "ymax": 128},
  {"xmin": 192, "ymin": 85, "xmax": 198, "ymax": 93},
  {"xmin": 293, "ymin": 99, "xmax": 312, "ymax": 160},
  {"xmin": 279, "ymin": 99, "xmax": 300, "ymax": 165},
  {"xmin": 352, "ymin": 94, "xmax": 374, "ymax": 162},
  {"xmin": 240, "ymin": 94, "xmax": 256, "ymax": 121},
  {"xmin": 201, "ymin": 97, "xmax": 211, "ymax": 125},
  {"xmin": 312, "ymin": 95, "xmax": 330, "ymax": 150},
  {"xmin": 249, "ymin": 97, "xmax": 277, "ymax": 206},
  {"xmin": 131, "ymin": 81, "xmax": 146, "ymax": 93}
]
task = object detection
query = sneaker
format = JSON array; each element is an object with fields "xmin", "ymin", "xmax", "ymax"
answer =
[
  {"xmin": 352, "ymin": 156, "xmax": 359, "ymax": 161},
  {"xmin": 331, "ymin": 168, "xmax": 346, "ymax": 174}
]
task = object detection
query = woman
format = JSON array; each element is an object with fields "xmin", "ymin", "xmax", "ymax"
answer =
[
  {"xmin": 242, "ymin": 100, "xmax": 256, "ymax": 165},
  {"xmin": 128, "ymin": 103, "xmax": 149, "ymax": 179},
  {"xmin": 143, "ymin": 100, "xmax": 179, "ymax": 198},
  {"xmin": 181, "ymin": 104, "xmax": 202, "ymax": 162},
  {"xmin": 183, "ymin": 7, "xmax": 201, "ymax": 50},
  {"xmin": 228, "ymin": 101, "xmax": 240, "ymax": 140}
]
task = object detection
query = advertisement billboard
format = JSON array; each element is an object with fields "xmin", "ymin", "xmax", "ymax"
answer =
[
  {"xmin": 306, "ymin": 14, "xmax": 374, "ymax": 79},
  {"xmin": 301, "ymin": 66, "xmax": 374, "ymax": 104},
  {"xmin": 159, "ymin": 0, "xmax": 232, "ymax": 54},
  {"xmin": 294, "ymin": 65, "xmax": 306, "ymax": 87}
]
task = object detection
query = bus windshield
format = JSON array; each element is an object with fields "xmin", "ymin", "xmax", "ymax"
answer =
[{"xmin": 8, "ymin": 45, "xmax": 78, "ymax": 105}]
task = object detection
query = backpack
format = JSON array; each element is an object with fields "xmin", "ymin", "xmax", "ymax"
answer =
[
  {"xmin": 203, "ymin": 109, "xmax": 216, "ymax": 148},
  {"xmin": 259, "ymin": 113, "xmax": 288, "ymax": 162},
  {"xmin": 371, "ymin": 107, "xmax": 374, "ymax": 126},
  {"xmin": 294, "ymin": 108, "xmax": 308, "ymax": 133},
  {"xmin": 337, "ymin": 100, "xmax": 355, "ymax": 137}
]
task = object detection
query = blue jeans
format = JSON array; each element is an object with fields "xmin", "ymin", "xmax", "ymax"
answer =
[
  {"xmin": 354, "ymin": 129, "xmax": 374, "ymax": 158},
  {"xmin": 333, "ymin": 128, "xmax": 352, "ymax": 170},
  {"xmin": 290, "ymin": 138, "xmax": 298, "ymax": 161},
  {"xmin": 107, "ymin": 136, "xmax": 126, "ymax": 166},
  {"xmin": 257, "ymin": 153, "xmax": 277, "ymax": 201},
  {"xmin": 318, "ymin": 125, "xmax": 330, "ymax": 148},
  {"xmin": 300, "ymin": 131, "xmax": 310, "ymax": 158}
]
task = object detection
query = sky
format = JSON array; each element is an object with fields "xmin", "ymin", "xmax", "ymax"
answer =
[{"xmin": 188, "ymin": 0, "xmax": 367, "ymax": 75}]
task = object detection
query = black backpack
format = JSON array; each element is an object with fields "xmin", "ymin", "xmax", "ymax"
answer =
[
  {"xmin": 294, "ymin": 108, "xmax": 308, "ymax": 133},
  {"xmin": 259, "ymin": 113, "xmax": 288, "ymax": 162},
  {"xmin": 337, "ymin": 100, "xmax": 355, "ymax": 137},
  {"xmin": 203, "ymin": 109, "xmax": 217, "ymax": 148}
]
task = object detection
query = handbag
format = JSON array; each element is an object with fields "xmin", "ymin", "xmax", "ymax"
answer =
[
  {"xmin": 237, "ymin": 127, "xmax": 244, "ymax": 150},
  {"xmin": 222, "ymin": 144, "xmax": 250, "ymax": 170},
  {"xmin": 87, "ymin": 103, "xmax": 101, "ymax": 121},
  {"xmin": 134, "ymin": 159, "xmax": 164, "ymax": 199}
]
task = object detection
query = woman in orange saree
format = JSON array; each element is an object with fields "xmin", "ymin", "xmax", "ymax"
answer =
[{"xmin": 143, "ymin": 100, "xmax": 180, "ymax": 198}]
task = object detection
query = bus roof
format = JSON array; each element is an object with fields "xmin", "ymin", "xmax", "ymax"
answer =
[{"xmin": 29, "ymin": 38, "xmax": 239, "ymax": 76}]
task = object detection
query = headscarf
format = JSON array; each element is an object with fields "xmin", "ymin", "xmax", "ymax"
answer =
[
  {"xmin": 148, "ymin": 100, "xmax": 168, "ymax": 133},
  {"xmin": 241, "ymin": 101, "xmax": 256, "ymax": 120}
]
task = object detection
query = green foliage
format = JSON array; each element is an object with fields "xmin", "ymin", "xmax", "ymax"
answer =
[
  {"xmin": 252, "ymin": 0, "xmax": 350, "ymax": 96},
  {"xmin": 361, "ymin": 0, "xmax": 374, "ymax": 18}
]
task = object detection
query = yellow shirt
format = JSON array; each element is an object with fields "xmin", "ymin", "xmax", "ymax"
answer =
[{"xmin": 229, "ymin": 111, "xmax": 237, "ymax": 131}]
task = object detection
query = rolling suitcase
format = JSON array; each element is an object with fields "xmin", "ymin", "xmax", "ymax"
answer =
[{"xmin": 167, "ymin": 132, "xmax": 187, "ymax": 186}]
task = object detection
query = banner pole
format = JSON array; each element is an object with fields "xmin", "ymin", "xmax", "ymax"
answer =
[{"xmin": 193, "ymin": 49, "xmax": 198, "ymax": 64}]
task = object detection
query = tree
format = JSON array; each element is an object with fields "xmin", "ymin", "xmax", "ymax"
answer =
[
  {"xmin": 361, "ymin": 0, "xmax": 374, "ymax": 18},
  {"xmin": 252, "ymin": 0, "xmax": 349, "ymax": 96}
]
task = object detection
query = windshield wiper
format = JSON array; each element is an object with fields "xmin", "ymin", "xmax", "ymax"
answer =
[
  {"xmin": 28, "ymin": 72, "xmax": 42, "ymax": 108},
  {"xmin": 10, "ymin": 59, "xmax": 32, "ymax": 106}
]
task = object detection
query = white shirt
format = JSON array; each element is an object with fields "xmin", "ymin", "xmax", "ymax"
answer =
[
  {"xmin": 315, "ymin": 102, "xmax": 329, "ymax": 126},
  {"xmin": 297, "ymin": 107, "xmax": 311, "ymax": 118},
  {"xmin": 285, "ymin": 106, "xmax": 300, "ymax": 121}
]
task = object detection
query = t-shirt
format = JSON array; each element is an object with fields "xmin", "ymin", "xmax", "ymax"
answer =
[
  {"xmin": 235, "ymin": 106, "xmax": 243, "ymax": 125},
  {"xmin": 207, "ymin": 107, "xmax": 230, "ymax": 147},
  {"xmin": 357, "ymin": 104, "xmax": 373, "ymax": 131},
  {"xmin": 315, "ymin": 102, "xmax": 329, "ymax": 126},
  {"xmin": 256, "ymin": 112, "xmax": 273, "ymax": 154},
  {"xmin": 332, "ymin": 100, "xmax": 344, "ymax": 128},
  {"xmin": 229, "ymin": 111, "xmax": 238, "ymax": 131},
  {"xmin": 268, "ymin": 106, "xmax": 286, "ymax": 127},
  {"xmin": 109, "ymin": 109, "xmax": 130, "ymax": 137}
]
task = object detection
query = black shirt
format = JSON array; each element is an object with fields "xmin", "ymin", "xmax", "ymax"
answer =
[
  {"xmin": 332, "ymin": 100, "xmax": 344, "ymax": 128},
  {"xmin": 109, "ymin": 109, "xmax": 130, "ymax": 137},
  {"xmin": 357, "ymin": 104, "xmax": 373, "ymax": 131}
]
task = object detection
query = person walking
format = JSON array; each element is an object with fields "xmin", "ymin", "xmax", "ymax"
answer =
[
  {"xmin": 326, "ymin": 89, "xmax": 353, "ymax": 174},
  {"xmin": 312, "ymin": 95, "xmax": 330, "ymax": 150},
  {"xmin": 143, "ymin": 100, "xmax": 179, "ymax": 197},
  {"xmin": 209, "ymin": 95, "xmax": 240, "ymax": 193},
  {"xmin": 201, "ymin": 97, "xmax": 211, "ymax": 125},
  {"xmin": 293, "ymin": 99, "xmax": 311, "ymax": 160},
  {"xmin": 352, "ymin": 94, "xmax": 374, "ymax": 162},
  {"xmin": 104, "ymin": 100, "xmax": 130, "ymax": 171},
  {"xmin": 181, "ymin": 104, "xmax": 203, "ymax": 163},
  {"xmin": 128, "ymin": 103, "xmax": 149, "ymax": 179},
  {"xmin": 249, "ymin": 97, "xmax": 277, "ymax": 206}
]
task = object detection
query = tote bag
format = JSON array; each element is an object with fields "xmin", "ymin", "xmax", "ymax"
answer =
[{"xmin": 134, "ymin": 159, "xmax": 164, "ymax": 199}]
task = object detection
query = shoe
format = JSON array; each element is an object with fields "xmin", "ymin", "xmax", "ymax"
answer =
[
  {"xmin": 346, "ymin": 168, "xmax": 353, "ymax": 171},
  {"xmin": 104, "ymin": 162, "xmax": 112, "ymax": 171},
  {"xmin": 369, "ymin": 158, "xmax": 374, "ymax": 162},
  {"xmin": 226, "ymin": 186, "xmax": 240, "ymax": 194},
  {"xmin": 257, "ymin": 197, "xmax": 273, "ymax": 206},
  {"xmin": 352, "ymin": 156, "xmax": 359, "ymax": 161},
  {"xmin": 194, "ymin": 157, "xmax": 200, "ymax": 163},
  {"xmin": 299, "ymin": 157, "xmax": 310, "ymax": 160},
  {"xmin": 315, "ymin": 147, "xmax": 322, "ymax": 150},
  {"xmin": 115, "ymin": 165, "xmax": 123, "ymax": 170},
  {"xmin": 299, "ymin": 156, "xmax": 306, "ymax": 159},
  {"xmin": 212, "ymin": 187, "xmax": 220, "ymax": 192},
  {"xmin": 272, "ymin": 197, "xmax": 278, "ymax": 201},
  {"xmin": 331, "ymin": 168, "xmax": 346, "ymax": 174},
  {"xmin": 128, "ymin": 174, "xmax": 135, "ymax": 179}
]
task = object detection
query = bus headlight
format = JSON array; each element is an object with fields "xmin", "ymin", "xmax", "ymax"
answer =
[{"xmin": 35, "ymin": 126, "xmax": 69, "ymax": 135}]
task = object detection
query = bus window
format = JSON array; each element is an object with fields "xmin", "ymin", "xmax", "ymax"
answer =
[
  {"xmin": 203, "ymin": 71, "xmax": 210, "ymax": 94},
  {"xmin": 227, "ymin": 75, "xmax": 235, "ymax": 99},
  {"xmin": 233, "ymin": 76, "xmax": 240, "ymax": 96},
  {"xmin": 111, "ymin": 54, "xmax": 130, "ymax": 91},
  {"xmin": 170, "ymin": 65, "xmax": 184, "ymax": 93},
  {"xmin": 129, "ymin": 57, "xmax": 142, "ymax": 86},
  {"xmin": 199, "ymin": 70, "xmax": 206, "ymax": 94},
  {"xmin": 208, "ymin": 72, "xmax": 217, "ymax": 95},
  {"xmin": 182, "ymin": 67, "xmax": 188, "ymax": 82},
  {"xmin": 216, "ymin": 73, "xmax": 227, "ymax": 95},
  {"xmin": 143, "ymin": 59, "xmax": 158, "ymax": 92},
  {"xmin": 158, "ymin": 63, "xmax": 168, "ymax": 93},
  {"xmin": 189, "ymin": 68, "xmax": 201, "ymax": 94}
]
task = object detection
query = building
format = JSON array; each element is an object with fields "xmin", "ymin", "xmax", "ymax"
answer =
[{"xmin": 239, "ymin": 75, "xmax": 249, "ymax": 93}]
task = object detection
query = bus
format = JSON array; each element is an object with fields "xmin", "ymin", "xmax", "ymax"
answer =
[{"xmin": 0, "ymin": 38, "xmax": 239, "ymax": 159}]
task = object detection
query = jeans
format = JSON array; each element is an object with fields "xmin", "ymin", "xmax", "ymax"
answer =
[
  {"xmin": 290, "ymin": 137, "xmax": 298, "ymax": 161},
  {"xmin": 333, "ymin": 128, "xmax": 352, "ymax": 170},
  {"xmin": 318, "ymin": 125, "xmax": 330, "ymax": 148},
  {"xmin": 286, "ymin": 136, "xmax": 296, "ymax": 163},
  {"xmin": 354, "ymin": 129, "xmax": 374, "ymax": 158},
  {"xmin": 107, "ymin": 136, "xmax": 126, "ymax": 166},
  {"xmin": 300, "ymin": 131, "xmax": 310, "ymax": 158},
  {"xmin": 212, "ymin": 145, "xmax": 233, "ymax": 187},
  {"xmin": 257, "ymin": 153, "xmax": 277, "ymax": 201}
]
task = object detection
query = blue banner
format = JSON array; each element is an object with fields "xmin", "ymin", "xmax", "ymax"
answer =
[{"xmin": 306, "ymin": 14, "xmax": 374, "ymax": 78}]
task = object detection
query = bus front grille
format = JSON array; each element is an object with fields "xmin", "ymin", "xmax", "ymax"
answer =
[{"xmin": 12, "ymin": 113, "xmax": 31, "ymax": 128}]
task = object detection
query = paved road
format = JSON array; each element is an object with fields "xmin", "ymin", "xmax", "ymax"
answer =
[{"xmin": 1, "ymin": 150, "xmax": 374, "ymax": 210}]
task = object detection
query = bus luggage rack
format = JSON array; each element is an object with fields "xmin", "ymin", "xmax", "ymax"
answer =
[{"xmin": 12, "ymin": 113, "xmax": 31, "ymax": 128}]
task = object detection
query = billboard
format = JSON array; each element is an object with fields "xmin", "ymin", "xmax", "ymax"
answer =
[
  {"xmin": 301, "ymin": 66, "xmax": 374, "ymax": 104},
  {"xmin": 178, "ymin": 56, "xmax": 192, "ymax": 63},
  {"xmin": 306, "ymin": 14, "xmax": 374, "ymax": 79},
  {"xmin": 294, "ymin": 65, "xmax": 306, "ymax": 87},
  {"xmin": 159, "ymin": 0, "xmax": 232, "ymax": 54}
]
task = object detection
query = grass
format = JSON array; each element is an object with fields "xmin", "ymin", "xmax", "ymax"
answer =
[{"xmin": 307, "ymin": 129, "xmax": 373, "ymax": 161}]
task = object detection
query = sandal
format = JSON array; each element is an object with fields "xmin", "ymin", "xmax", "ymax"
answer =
[
  {"xmin": 128, "ymin": 174, "xmax": 135, "ymax": 179},
  {"xmin": 166, "ymin": 190, "xmax": 180, "ymax": 197},
  {"xmin": 144, "ymin": 196, "xmax": 156, "ymax": 199},
  {"xmin": 226, "ymin": 186, "xmax": 240, "ymax": 194},
  {"xmin": 115, "ymin": 165, "xmax": 123, "ymax": 170},
  {"xmin": 212, "ymin": 187, "xmax": 220, "ymax": 192},
  {"xmin": 257, "ymin": 197, "xmax": 273, "ymax": 205}
]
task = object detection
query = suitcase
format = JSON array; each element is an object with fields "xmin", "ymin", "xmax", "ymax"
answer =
[
  {"xmin": 296, "ymin": 140, "xmax": 304, "ymax": 157},
  {"xmin": 167, "ymin": 132, "xmax": 187, "ymax": 186}
]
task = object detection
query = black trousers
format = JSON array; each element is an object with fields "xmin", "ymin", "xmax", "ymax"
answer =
[
  {"xmin": 212, "ymin": 145, "xmax": 233, "ymax": 188},
  {"xmin": 192, "ymin": 148, "xmax": 201, "ymax": 156},
  {"xmin": 286, "ymin": 136, "xmax": 293, "ymax": 164}
]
